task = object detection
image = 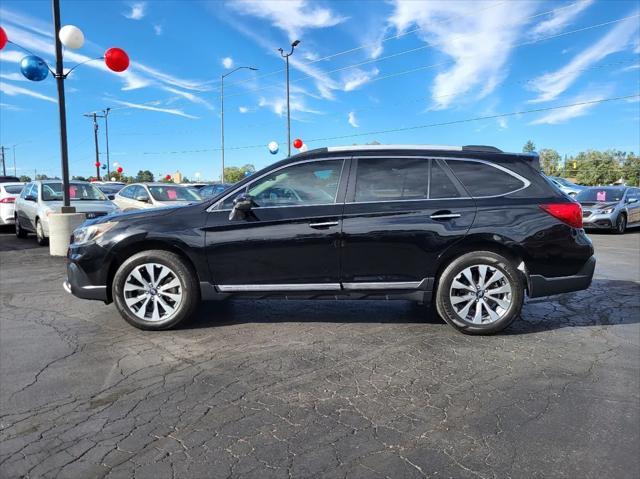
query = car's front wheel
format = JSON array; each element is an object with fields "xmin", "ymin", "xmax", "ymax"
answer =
[
  {"xmin": 15, "ymin": 215, "xmax": 27, "ymax": 238},
  {"xmin": 614, "ymin": 214, "xmax": 626, "ymax": 234},
  {"xmin": 35, "ymin": 219, "xmax": 48, "ymax": 246},
  {"xmin": 112, "ymin": 250, "xmax": 200, "ymax": 330},
  {"xmin": 436, "ymin": 251, "xmax": 524, "ymax": 335}
]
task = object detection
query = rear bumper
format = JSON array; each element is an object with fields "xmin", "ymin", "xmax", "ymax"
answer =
[{"xmin": 528, "ymin": 255, "xmax": 596, "ymax": 298}]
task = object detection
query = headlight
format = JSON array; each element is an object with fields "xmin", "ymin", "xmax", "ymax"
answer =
[
  {"xmin": 601, "ymin": 208, "xmax": 614, "ymax": 214},
  {"xmin": 72, "ymin": 221, "xmax": 118, "ymax": 245}
]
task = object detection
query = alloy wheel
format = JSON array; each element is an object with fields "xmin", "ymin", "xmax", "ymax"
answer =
[
  {"xmin": 449, "ymin": 264, "xmax": 513, "ymax": 324},
  {"xmin": 123, "ymin": 263, "xmax": 183, "ymax": 322}
]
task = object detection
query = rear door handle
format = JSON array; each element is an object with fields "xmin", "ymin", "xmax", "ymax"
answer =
[
  {"xmin": 430, "ymin": 211, "xmax": 461, "ymax": 220},
  {"xmin": 309, "ymin": 221, "xmax": 339, "ymax": 229}
]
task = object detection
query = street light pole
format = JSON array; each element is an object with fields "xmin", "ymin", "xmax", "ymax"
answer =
[
  {"xmin": 52, "ymin": 0, "xmax": 73, "ymax": 211},
  {"xmin": 278, "ymin": 40, "xmax": 300, "ymax": 157},
  {"xmin": 220, "ymin": 66, "xmax": 258, "ymax": 183},
  {"xmin": 0, "ymin": 146, "xmax": 6, "ymax": 176},
  {"xmin": 84, "ymin": 113, "xmax": 101, "ymax": 181}
]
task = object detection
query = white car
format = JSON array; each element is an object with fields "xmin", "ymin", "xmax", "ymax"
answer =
[
  {"xmin": 0, "ymin": 182, "xmax": 24, "ymax": 225},
  {"xmin": 113, "ymin": 183, "xmax": 202, "ymax": 211},
  {"xmin": 14, "ymin": 180, "xmax": 119, "ymax": 246}
]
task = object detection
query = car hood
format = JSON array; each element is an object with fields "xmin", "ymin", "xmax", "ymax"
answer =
[
  {"xmin": 83, "ymin": 203, "xmax": 192, "ymax": 226},
  {"xmin": 580, "ymin": 201, "xmax": 619, "ymax": 209},
  {"xmin": 45, "ymin": 201, "xmax": 118, "ymax": 212}
]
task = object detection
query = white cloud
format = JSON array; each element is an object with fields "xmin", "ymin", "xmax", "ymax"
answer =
[
  {"xmin": 124, "ymin": 2, "xmax": 146, "ymax": 20},
  {"xmin": 0, "ymin": 82, "xmax": 56, "ymax": 103},
  {"xmin": 497, "ymin": 117, "xmax": 508, "ymax": 130},
  {"xmin": 342, "ymin": 68, "xmax": 379, "ymax": 92},
  {"xmin": 530, "ymin": 0, "xmax": 593, "ymax": 39},
  {"xmin": 162, "ymin": 86, "xmax": 214, "ymax": 110},
  {"xmin": 0, "ymin": 72, "xmax": 28, "ymax": 82},
  {"xmin": 528, "ymin": 15, "xmax": 639, "ymax": 103},
  {"xmin": 0, "ymin": 49, "xmax": 24, "ymax": 64},
  {"xmin": 228, "ymin": 0, "xmax": 347, "ymax": 41},
  {"xmin": 222, "ymin": 57, "xmax": 234, "ymax": 69},
  {"xmin": 348, "ymin": 111, "xmax": 359, "ymax": 128},
  {"xmin": 0, "ymin": 102, "xmax": 24, "ymax": 111},
  {"xmin": 238, "ymin": 106, "xmax": 249, "ymax": 113},
  {"xmin": 153, "ymin": 24, "xmax": 163, "ymax": 35},
  {"xmin": 258, "ymin": 95, "xmax": 321, "ymax": 117},
  {"xmin": 112, "ymin": 100, "xmax": 199, "ymax": 119},
  {"xmin": 388, "ymin": 0, "xmax": 537, "ymax": 109},
  {"xmin": 530, "ymin": 85, "xmax": 614, "ymax": 125}
]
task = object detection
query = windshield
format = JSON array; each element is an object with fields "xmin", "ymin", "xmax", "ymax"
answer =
[
  {"xmin": 98, "ymin": 184, "xmax": 124, "ymax": 194},
  {"xmin": 148, "ymin": 185, "xmax": 202, "ymax": 202},
  {"xmin": 42, "ymin": 183, "xmax": 108, "ymax": 201},
  {"xmin": 576, "ymin": 188, "xmax": 624, "ymax": 203}
]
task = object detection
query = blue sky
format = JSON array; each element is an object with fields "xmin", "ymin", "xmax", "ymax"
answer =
[{"xmin": 0, "ymin": 0, "xmax": 639, "ymax": 180}]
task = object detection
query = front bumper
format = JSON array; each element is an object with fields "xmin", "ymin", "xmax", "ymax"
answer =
[
  {"xmin": 528, "ymin": 255, "xmax": 596, "ymax": 298},
  {"xmin": 64, "ymin": 261, "xmax": 109, "ymax": 301},
  {"xmin": 582, "ymin": 211, "xmax": 616, "ymax": 229}
]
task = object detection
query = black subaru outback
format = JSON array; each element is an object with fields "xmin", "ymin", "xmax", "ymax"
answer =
[{"xmin": 65, "ymin": 145, "xmax": 594, "ymax": 335}]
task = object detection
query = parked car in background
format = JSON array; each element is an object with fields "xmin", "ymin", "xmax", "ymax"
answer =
[
  {"xmin": 198, "ymin": 183, "xmax": 233, "ymax": 199},
  {"xmin": 0, "ymin": 176, "xmax": 21, "ymax": 183},
  {"xmin": 577, "ymin": 186, "xmax": 640, "ymax": 233},
  {"xmin": 14, "ymin": 180, "xmax": 119, "ymax": 245},
  {"xmin": 96, "ymin": 182, "xmax": 126, "ymax": 199},
  {"xmin": 184, "ymin": 183, "xmax": 209, "ymax": 190},
  {"xmin": 547, "ymin": 176, "xmax": 585, "ymax": 197},
  {"xmin": 0, "ymin": 182, "xmax": 24, "ymax": 225},
  {"xmin": 65, "ymin": 144, "xmax": 595, "ymax": 335},
  {"xmin": 113, "ymin": 183, "xmax": 202, "ymax": 211}
]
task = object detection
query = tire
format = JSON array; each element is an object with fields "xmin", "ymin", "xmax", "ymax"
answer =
[
  {"xmin": 614, "ymin": 214, "xmax": 626, "ymax": 234},
  {"xmin": 15, "ymin": 215, "xmax": 28, "ymax": 238},
  {"xmin": 35, "ymin": 219, "xmax": 48, "ymax": 246},
  {"xmin": 112, "ymin": 250, "xmax": 200, "ymax": 330},
  {"xmin": 435, "ymin": 251, "xmax": 524, "ymax": 335}
]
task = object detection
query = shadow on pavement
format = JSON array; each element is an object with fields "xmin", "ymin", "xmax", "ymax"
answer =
[
  {"xmin": 183, "ymin": 278, "xmax": 640, "ymax": 334},
  {"xmin": 0, "ymin": 226, "xmax": 43, "ymax": 252}
]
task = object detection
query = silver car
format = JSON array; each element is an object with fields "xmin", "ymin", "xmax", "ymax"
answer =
[
  {"xmin": 113, "ymin": 183, "xmax": 202, "ymax": 211},
  {"xmin": 14, "ymin": 180, "xmax": 119, "ymax": 245},
  {"xmin": 548, "ymin": 176, "xmax": 586, "ymax": 197},
  {"xmin": 577, "ymin": 186, "xmax": 640, "ymax": 234}
]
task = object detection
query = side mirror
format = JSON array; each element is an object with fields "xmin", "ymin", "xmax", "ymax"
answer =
[
  {"xmin": 135, "ymin": 195, "xmax": 150, "ymax": 203},
  {"xmin": 627, "ymin": 198, "xmax": 638, "ymax": 204},
  {"xmin": 25, "ymin": 194, "xmax": 37, "ymax": 202},
  {"xmin": 107, "ymin": 194, "xmax": 116, "ymax": 200},
  {"xmin": 229, "ymin": 193, "xmax": 254, "ymax": 221}
]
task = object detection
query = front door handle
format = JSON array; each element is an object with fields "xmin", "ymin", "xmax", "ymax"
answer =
[
  {"xmin": 430, "ymin": 211, "xmax": 461, "ymax": 220},
  {"xmin": 309, "ymin": 221, "xmax": 339, "ymax": 229}
]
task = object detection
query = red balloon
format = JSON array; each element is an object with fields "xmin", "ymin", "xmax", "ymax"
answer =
[
  {"xmin": 117, "ymin": 166, "xmax": 123, "ymax": 173},
  {"xmin": 95, "ymin": 161, "xmax": 101, "ymax": 168},
  {"xmin": 104, "ymin": 47, "xmax": 129, "ymax": 72},
  {"xmin": 293, "ymin": 138, "xmax": 303, "ymax": 149},
  {"xmin": 165, "ymin": 174, "xmax": 171, "ymax": 180},
  {"xmin": 0, "ymin": 26, "xmax": 7, "ymax": 51}
]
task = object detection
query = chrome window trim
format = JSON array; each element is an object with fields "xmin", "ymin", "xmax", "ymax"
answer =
[
  {"xmin": 344, "ymin": 155, "xmax": 530, "ymax": 205},
  {"xmin": 327, "ymin": 144, "xmax": 462, "ymax": 152},
  {"xmin": 207, "ymin": 157, "xmax": 349, "ymax": 213},
  {"xmin": 217, "ymin": 283, "xmax": 341, "ymax": 292}
]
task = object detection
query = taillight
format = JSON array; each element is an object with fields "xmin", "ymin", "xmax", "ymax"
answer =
[
  {"xmin": 0, "ymin": 197, "xmax": 15, "ymax": 204},
  {"xmin": 539, "ymin": 202, "xmax": 582, "ymax": 228}
]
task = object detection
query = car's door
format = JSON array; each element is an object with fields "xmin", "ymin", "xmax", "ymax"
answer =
[
  {"xmin": 16, "ymin": 183, "xmax": 35, "ymax": 229},
  {"xmin": 340, "ymin": 157, "xmax": 477, "ymax": 288},
  {"xmin": 626, "ymin": 188, "xmax": 640, "ymax": 223},
  {"xmin": 23, "ymin": 183, "xmax": 39, "ymax": 230},
  {"xmin": 115, "ymin": 185, "xmax": 135, "ymax": 210},
  {"xmin": 204, "ymin": 157, "xmax": 348, "ymax": 289}
]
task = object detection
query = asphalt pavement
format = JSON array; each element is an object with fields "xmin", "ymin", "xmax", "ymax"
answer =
[{"xmin": 0, "ymin": 227, "xmax": 638, "ymax": 478}]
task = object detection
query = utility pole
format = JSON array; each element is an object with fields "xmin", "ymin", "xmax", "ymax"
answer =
[
  {"xmin": 84, "ymin": 113, "xmax": 101, "ymax": 181},
  {"xmin": 12, "ymin": 146, "xmax": 17, "ymax": 176},
  {"xmin": 102, "ymin": 108, "xmax": 111, "ymax": 176},
  {"xmin": 278, "ymin": 40, "xmax": 300, "ymax": 157},
  {"xmin": 220, "ymin": 66, "xmax": 258, "ymax": 183},
  {"xmin": 0, "ymin": 146, "xmax": 5, "ymax": 176}
]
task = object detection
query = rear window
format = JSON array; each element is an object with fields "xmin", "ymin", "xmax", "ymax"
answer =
[
  {"xmin": 446, "ymin": 160, "xmax": 525, "ymax": 197},
  {"xmin": 3, "ymin": 185, "xmax": 23, "ymax": 194}
]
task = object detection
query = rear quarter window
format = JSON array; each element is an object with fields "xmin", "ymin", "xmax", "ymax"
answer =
[{"xmin": 446, "ymin": 160, "xmax": 526, "ymax": 197}]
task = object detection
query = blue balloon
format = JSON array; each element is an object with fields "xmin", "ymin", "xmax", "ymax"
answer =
[
  {"xmin": 101, "ymin": 164, "xmax": 107, "ymax": 170},
  {"xmin": 20, "ymin": 55, "xmax": 49, "ymax": 82},
  {"xmin": 244, "ymin": 171, "xmax": 252, "ymax": 177}
]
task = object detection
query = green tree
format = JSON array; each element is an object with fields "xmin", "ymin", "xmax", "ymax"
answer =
[
  {"xmin": 522, "ymin": 140, "xmax": 536, "ymax": 153},
  {"xmin": 72, "ymin": 175, "xmax": 87, "ymax": 181},
  {"xmin": 538, "ymin": 149, "xmax": 561, "ymax": 176},
  {"xmin": 622, "ymin": 153, "xmax": 640, "ymax": 186},
  {"xmin": 35, "ymin": 174, "xmax": 49, "ymax": 180},
  {"xmin": 18, "ymin": 175, "xmax": 31, "ymax": 182},
  {"xmin": 574, "ymin": 150, "xmax": 622, "ymax": 186},
  {"xmin": 223, "ymin": 164, "xmax": 255, "ymax": 183},
  {"xmin": 135, "ymin": 170, "xmax": 154, "ymax": 182}
]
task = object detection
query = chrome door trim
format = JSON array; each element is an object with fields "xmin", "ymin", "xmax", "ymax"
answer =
[
  {"xmin": 217, "ymin": 283, "xmax": 342, "ymax": 292},
  {"xmin": 342, "ymin": 281, "xmax": 423, "ymax": 290}
]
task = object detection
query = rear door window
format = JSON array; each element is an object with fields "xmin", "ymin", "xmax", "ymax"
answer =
[
  {"xmin": 354, "ymin": 158, "xmax": 429, "ymax": 202},
  {"xmin": 429, "ymin": 161, "xmax": 462, "ymax": 199},
  {"xmin": 446, "ymin": 160, "xmax": 525, "ymax": 197}
]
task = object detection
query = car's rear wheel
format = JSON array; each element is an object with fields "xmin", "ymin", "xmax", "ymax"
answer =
[
  {"xmin": 614, "ymin": 214, "xmax": 626, "ymax": 234},
  {"xmin": 15, "ymin": 215, "xmax": 27, "ymax": 238},
  {"xmin": 112, "ymin": 250, "xmax": 200, "ymax": 330},
  {"xmin": 35, "ymin": 219, "xmax": 48, "ymax": 246},
  {"xmin": 436, "ymin": 251, "xmax": 524, "ymax": 335}
]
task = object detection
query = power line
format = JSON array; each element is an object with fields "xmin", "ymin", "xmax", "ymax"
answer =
[
  {"xmin": 221, "ymin": 13, "xmax": 640, "ymax": 100},
  {"xmin": 133, "ymin": 93, "xmax": 639, "ymax": 155}
]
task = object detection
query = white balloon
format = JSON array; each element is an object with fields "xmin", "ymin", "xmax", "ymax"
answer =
[
  {"xmin": 59, "ymin": 25, "xmax": 85, "ymax": 49},
  {"xmin": 299, "ymin": 143, "xmax": 308, "ymax": 152},
  {"xmin": 268, "ymin": 141, "xmax": 279, "ymax": 154}
]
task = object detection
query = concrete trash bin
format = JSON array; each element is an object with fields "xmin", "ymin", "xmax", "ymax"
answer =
[{"xmin": 49, "ymin": 212, "xmax": 85, "ymax": 256}]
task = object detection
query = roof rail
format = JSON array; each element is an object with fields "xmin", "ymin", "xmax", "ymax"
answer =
[
  {"xmin": 326, "ymin": 144, "xmax": 462, "ymax": 152},
  {"xmin": 462, "ymin": 145, "xmax": 503, "ymax": 153}
]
